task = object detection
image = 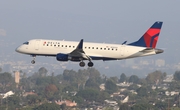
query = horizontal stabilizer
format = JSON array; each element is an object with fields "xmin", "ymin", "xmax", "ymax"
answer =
[
  {"xmin": 140, "ymin": 48, "xmax": 164, "ymax": 54},
  {"xmin": 139, "ymin": 48, "xmax": 154, "ymax": 53}
]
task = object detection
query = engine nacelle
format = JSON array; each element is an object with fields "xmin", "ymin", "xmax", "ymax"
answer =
[
  {"xmin": 56, "ymin": 53, "xmax": 81, "ymax": 62},
  {"xmin": 56, "ymin": 53, "xmax": 69, "ymax": 61}
]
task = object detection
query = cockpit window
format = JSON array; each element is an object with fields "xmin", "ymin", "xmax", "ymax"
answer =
[{"xmin": 23, "ymin": 42, "xmax": 29, "ymax": 45}]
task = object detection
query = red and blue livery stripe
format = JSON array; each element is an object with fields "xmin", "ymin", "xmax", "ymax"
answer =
[{"xmin": 129, "ymin": 22, "xmax": 163, "ymax": 48}]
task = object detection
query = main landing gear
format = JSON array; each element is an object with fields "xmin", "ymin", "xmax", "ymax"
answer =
[
  {"xmin": 31, "ymin": 55, "xmax": 36, "ymax": 64},
  {"xmin": 88, "ymin": 62, "xmax": 93, "ymax": 67},
  {"xmin": 79, "ymin": 61, "xmax": 94, "ymax": 67},
  {"xmin": 30, "ymin": 55, "xmax": 94, "ymax": 67},
  {"xmin": 79, "ymin": 61, "xmax": 85, "ymax": 67}
]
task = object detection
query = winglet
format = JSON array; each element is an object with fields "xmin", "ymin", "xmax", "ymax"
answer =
[
  {"xmin": 122, "ymin": 41, "xmax": 127, "ymax": 45},
  {"xmin": 77, "ymin": 39, "xmax": 83, "ymax": 49},
  {"xmin": 128, "ymin": 21, "xmax": 163, "ymax": 48}
]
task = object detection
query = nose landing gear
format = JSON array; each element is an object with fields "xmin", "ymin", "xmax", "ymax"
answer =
[
  {"xmin": 31, "ymin": 60, "xmax": 35, "ymax": 64},
  {"xmin": 31, "ymin": 55, "xmax": 36, "ymax": 64}
]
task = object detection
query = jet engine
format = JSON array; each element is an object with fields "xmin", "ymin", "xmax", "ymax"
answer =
[
  {"xmin": 56, "ymin": 53, "xmax": 81, "ymax": 61},
  {"xmin": 56, "ymin": 53, "xmax": 69, "ymax": 61}
]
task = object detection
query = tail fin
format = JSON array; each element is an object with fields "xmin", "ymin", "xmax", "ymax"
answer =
[{"xmin": 128, "ymin": 21, "xmax": 163, "ymax": 48}]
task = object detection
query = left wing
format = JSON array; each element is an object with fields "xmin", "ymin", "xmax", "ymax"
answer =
[{"xmin": 69, "ymin": 39, "xmax": 91, "ymax": 61}]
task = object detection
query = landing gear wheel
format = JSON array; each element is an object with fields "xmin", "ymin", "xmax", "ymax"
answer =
[
  {"xmin": 31, "ymin": 55, "xmax": 36, "ymax": 64},
  {"xmin": 88, "ymin": 62, "xmax": 93, "ymax": 67},
  {"xmin": 79, "ymin": 62, "xmax": 85, "ymax": 67},
  {"xmin": 31, "ymin": 60, "xmax": 35, "ymax": 64}
]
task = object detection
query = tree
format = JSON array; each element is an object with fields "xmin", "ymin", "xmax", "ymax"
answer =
[
  {"xmin": 146, "ymin": 71, "xmax": 164, "ymax": 84},
  {"xmin": 119, "ymin": 103, "xmax": 129, "ymax": 110},
  {"xmin": 105, "ymin": 79, "xmax": 118, "ymax": 94},
  {"xmin": 155, "ymin": 101, "xmax": 167, "ymax": 110},
  {"xmin": 76, "ymin": 88, "xmax": 100, "ymax": 101},
  {"xmin": 129, "ymin": 75, "xmax": 139, "ymax": 83},
  {"xmin": 136, "ymin": 87, "xmax": 148, "ymax": 97},
  {"xmin": 63, "ymin": 69, "xmax": 77, "ymax": 81},
  {"xmin": 131, "ymin": 103, "xmax": 154, "ymax": 110},
  {"xmin": 35, "ymin": 77, "xmax": 52, "ymax": 86},
  {"xmin": 128, "ymin": 84, "xmax": 139, "ymax": 91},
  {"xmin": 22, "ymin": 72, "xmax": 27, "ymax": 79},
  {"xmin": 85, "ymin": 78, "xmax": 99, "ymax": 90},
  {"xmin": 110, "ymin": 76, "xmax": 119, "ymax": 83},
  {"xmin": 72, "ymin": 96, "xmax": 84, "ymax": 105},
  {"xmin": 138, "ymin": 78, "xmax": 147, "ymax": 85},
  {"xmin": 60, "ymin": 103, "xmax": 66, "ymax": 110},
  {"xmin": 34, "ymin": 103, "xmax": 60, "ymax": 110},
  {"xmin": 87, "ymin": 68, "xmax": 101, "ymax": 79},
  {"xmin": 0, "ymin": 72, "xmax": 13, "ymax": 88},
  {"xmin": 62, "ymin": 85, "xmax": 76, "ymax": 92},
  {"xmin": 7, "ymin": 95, "xmax": 20, "ymax": 109},
  {"xmin": 45, "ymin": 84, "xmax": 58, "ymax": 99},
  {"xmin": 38, "ymin": 67, "xmax": 48, "ymax": 77},
  {"xmin": 119, "ymin": 73, "xmax": 127, "ymax": 83},
  {"xmin": 163, "ymin": 72, "xmax": 167, "ymax": 78},
  {"xmin": 26, "ymin": 95, "xmax": 40, "ymax": 106},
  {"xmin": 174, "ymin": 71, "xmax": 180, "ymax": 81}
]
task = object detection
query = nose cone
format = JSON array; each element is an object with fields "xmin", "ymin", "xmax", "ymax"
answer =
[
  {"xmin": 15, "ymin": 46, "xmax": 22, "ymax": 53},
  {"xmin": 15, "ymin": 47, "xmax": 20, "ymax": 53}
]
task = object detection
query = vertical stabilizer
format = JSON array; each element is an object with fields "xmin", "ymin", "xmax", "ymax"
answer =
[{"xmin": 128, "ymin": 22, "xmax": 163, "ymax": 48}]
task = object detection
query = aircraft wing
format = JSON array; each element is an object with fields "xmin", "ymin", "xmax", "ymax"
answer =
[{"xmin": 69, "ymin": 39, "xmax": 91, "ymax": 60}]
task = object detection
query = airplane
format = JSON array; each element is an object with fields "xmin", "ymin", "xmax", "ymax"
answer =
[{"xmin": 16, "ymin": 21, "xmax": 164, "ymax": 67}]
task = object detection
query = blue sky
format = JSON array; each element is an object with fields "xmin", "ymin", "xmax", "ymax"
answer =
[{"xmin": 0, "ymin": 1, "xmax": 180, "ymax": 74}]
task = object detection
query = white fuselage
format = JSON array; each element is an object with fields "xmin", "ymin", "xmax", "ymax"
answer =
[{"xmin": 16, "ymin": 39, "xmax": 159, "ymax": 61}]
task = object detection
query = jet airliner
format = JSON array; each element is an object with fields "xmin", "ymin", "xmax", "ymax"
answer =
[{"xmin": 16, "ymin": 22, "xmax": 164, "ymax": 67}]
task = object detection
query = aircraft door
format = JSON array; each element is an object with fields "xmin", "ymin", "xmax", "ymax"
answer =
[
  {"xmin": 35, "ymin": 40, "xmax": 40, "ymax": 50},
  {"xmin": 119, "ymin": 45, "xmax": 125, "ymax": 57}
]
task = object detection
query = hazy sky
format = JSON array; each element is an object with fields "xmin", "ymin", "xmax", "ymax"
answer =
[{"xmin": 0, "ymin": 1, "xmax": 180, "ymax": 72}]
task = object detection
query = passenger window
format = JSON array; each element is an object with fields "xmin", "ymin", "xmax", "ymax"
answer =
[
  {"xmin": 104, "ymin": 48, "xmax": 106, "ymax": 50},
  {"xmin": 89, "ymin": 47, "xmax": 90, "ymax": 49},
  {"xmin": 96, "ymin": 47, "xmax": 98, "ymax": 49},
  {"xmin": 62, "ymin": 45, "xmax": 63, "ymax": 47},
  {"xmin": 92, "ymin": 47, "xmax": 94, "ymax": 49}
]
